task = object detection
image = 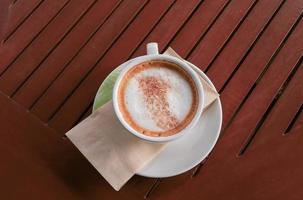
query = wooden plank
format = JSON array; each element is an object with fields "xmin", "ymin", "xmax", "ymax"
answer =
[
  {"xmin": 218, "ymin": 17, "xmax": 303, "ymax": 156},
  {"xmin": 0, "ymin": 92, "xmax": 143, "ymax": 199},
  {"xmin": 130, "ymin": 0, "xmax": 205, "ymax": 57},
  {"xmin": 0, "ymin": 0, "xmax": 96, "ymax": 95},
  {"xmin": 206, "ymin": 0, "xmax": 284, "ymax": 90},
  {"xmin": 0, "ymin": 0, "xmax": 69, "ymax": 75},
  {"xmin": 187, "ymin": 0, "xmax": 256, "ymax": 71},
  {"xmin": 0, "ymin": 0, "xmax": 11, "ymax": 41},
  {"xmin": 149, "ymin": 127, "xmax": 303, "ymax": 200},
  {"xmin": 12, "ymin": 0, "xmax": 122, "ymax": 108},
  {"xmin": 191, "ymin": 0, "xmax": 289, "ymax": 176},
  {"xmin": 29, "ymin": 0, "xmax": 151, "ymax": 121},
  {"xmin": 47, "ymin": 0, "xmax": 200, "ymax": 133},
  {"xmin": 168, "ymin": 0, "xmax": 230, "ymax": 58},
  {"xmin": 219, "ymin": 0, "xmax": 303, "ymax": 129},
  {"xmin": 251, "ymin": 62, "xmax": 303, "ymax": 140},
  {"xmin": 191, "ymin": 0, "xmax": 300, "ymax": 177},
  {"xmin": 2, "ymin": 0, "xmax": 43, "ymax": 41},
  {"xmin": 0, "ymin": 92, "xmax": 81, "ymax": 200}
]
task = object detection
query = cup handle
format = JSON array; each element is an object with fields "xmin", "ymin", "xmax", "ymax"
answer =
[{"xmin": 146, "ymin": 42, "xmax": 159, "ymax": 55}]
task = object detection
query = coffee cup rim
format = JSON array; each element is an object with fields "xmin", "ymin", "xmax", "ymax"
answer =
[{"xmin": 113, "ymin": 54, "xmax": 204, "ymax": 143}]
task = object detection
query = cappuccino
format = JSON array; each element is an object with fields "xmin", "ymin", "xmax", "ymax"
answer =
[{"xmin": 118, "ymin": 60, "xmax": 198, "ymax": 137}]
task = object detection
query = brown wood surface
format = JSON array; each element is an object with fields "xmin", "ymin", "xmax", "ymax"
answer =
[
  {"xmin": 13, "ymin": 0, "xmax": 122, "ymax": 108},
  {"xmin": 0, "ymin": 0, "xmax": 70, "ymax": 74},
  {"xmin": 0, "ymin": 0, "xmax": 302, "ymax": 199},
  {"xmin": 31, "ymin": 0, "xmax": 148, "ymax": 122},
  {"xmin": 0, "ymin": 0, "xmax": 97, "ymax": 95},
  {"xmin": 2, "ymin": 0, "xmax": 43, "ymax": 41},
  {"xmin": 0, "ymin": 0, "xmax": 12, "ymax": 41}
]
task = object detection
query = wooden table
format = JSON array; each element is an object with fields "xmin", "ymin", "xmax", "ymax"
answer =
[{"xmin": 0, "ymin": 0, "xmax": 302, "ymax": 199}]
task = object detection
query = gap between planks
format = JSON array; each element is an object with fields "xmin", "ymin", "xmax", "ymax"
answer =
[
  {"xmin": 2, "ymin": 0, "xmax": 45, "ymax": 43},
  {"xmin": 43, "ymin": 0, "xmax": 151, "ymax": 122},
  {"xmin": 10, "ymin": 0, "xmax": 99, "ymax": 97},
  {"xmin": 284, "ymin": 104, "xmax": 303, "ymax": 134},
  {"xmin": 237, "ymin": 55, "xmax": 303, "ymax": 155},
  {"xmin": 0, "ymin": 0, "xmax": 71, "ymax": 77}
]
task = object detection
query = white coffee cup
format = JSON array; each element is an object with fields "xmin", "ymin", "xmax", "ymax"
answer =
[{"xmin": 113, "ymin": 43, "xmax": 204, "ymax": 142}]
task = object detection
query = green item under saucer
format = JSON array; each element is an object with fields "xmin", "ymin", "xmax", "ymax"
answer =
[{"xmin": 92, "ymin": 66, "xmax": 123, "ymax": 111}]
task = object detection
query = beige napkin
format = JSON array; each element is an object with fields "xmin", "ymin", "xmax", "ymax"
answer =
[{"xmin": 66, "ymin": 48, "xmax": 219, "ymax": 191}]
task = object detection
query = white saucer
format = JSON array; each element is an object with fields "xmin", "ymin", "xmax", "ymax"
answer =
[{"xmin": 93, "ymin": 60, "xmax": 222, "ymax": 178}]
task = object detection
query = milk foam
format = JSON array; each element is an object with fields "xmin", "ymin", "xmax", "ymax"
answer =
[{"xmin": 123, "ymin": 64, "xmax": 194, "ymax": 133}]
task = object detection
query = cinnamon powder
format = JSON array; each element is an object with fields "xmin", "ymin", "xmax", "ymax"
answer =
[{"xmin": 138, "ymin": 76, "xmax": 178, "ymax": 130}]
